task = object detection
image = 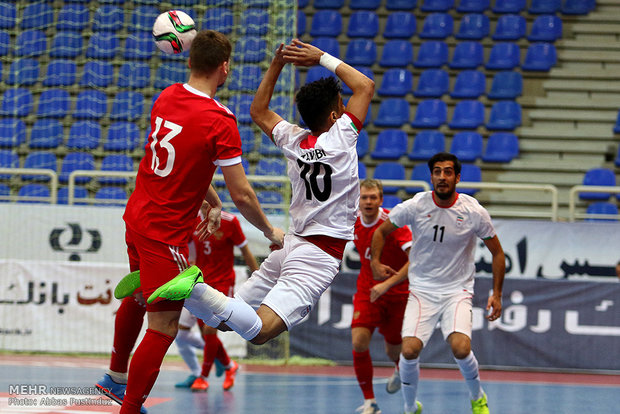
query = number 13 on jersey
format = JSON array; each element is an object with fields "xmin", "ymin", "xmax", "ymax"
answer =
[{"xmin": 150, "ymin": 116, "xmax": 182, "ymax": 177}]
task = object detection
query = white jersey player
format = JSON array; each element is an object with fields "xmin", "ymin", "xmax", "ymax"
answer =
[{"xmin": 370, "ymin": 152, "xmax": 505, "ymax": 414}]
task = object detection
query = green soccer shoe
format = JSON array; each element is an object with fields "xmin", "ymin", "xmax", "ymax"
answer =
[
  {"xmin": 114, "ymin": 270, "xmax": 141, "ymax": 299},
  {"xmin": 147, "ymin": 265, "xmax": 204, "ymax": 304}
]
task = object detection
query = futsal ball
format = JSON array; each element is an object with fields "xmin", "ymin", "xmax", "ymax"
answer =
[{"xmin": 152, "ymin": 10, "xmax": 197, "ymax": 54}]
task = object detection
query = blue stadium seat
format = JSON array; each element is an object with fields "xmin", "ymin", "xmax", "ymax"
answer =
[
  {"xmin": 486, "ymin": 101, "xmax": 522, "ymax": 130},
  {"xmin": 42, "ymin": 60, "xmax": 76, "ymax": 87},
  {"xmin": 0, "ymin": 31, "xmax": 9, "ymax": 56},
  {"xmin": 407, "ymin": 163, "xmax": 432, "ymax": 194},
  {"xmin": 275, "ymin": 66, "xmax": 300, "ymax": 93},
  {"xmin": 57, "ymin": 186, "xmax": 89, "ymax": 206},
  {"xmin": 80, "ymin": 60, "xmax": 114, "ymax": 87},
  {"xmin": 0, "ymin": 88, "xmax": 33, "ymax": 117},
  {"xmin": 0, "ymin": 149, "xmax": 18, "ymax": 179},
  {"xmin": 357, "ymin": 130, "xmax": 369, "ymax": 158},
  {"xmin": 456, "ymin": 0, "xmax": 490, "ymax": 12},
  {"xmin": 255, "ymin": 158, "xmax": 287, "ymax": 188},
  {"xmin": 408, "ymin": 130, "xmax": 445, "ymax": 160},
  {"xmin": 234, "ymin": 36, "xmax": 267, "ymax": 63},
  {"xmin": 449, "ymin": 100, "xmax": 485, "ymax": 130},
  {"xmin": 414, "ymin": 69, "xmax": 449, "ymax": 98},
  {"xmin": 378, "ymin": 69, "xmax": 413, "ymax": 97},
  {"xmin": 85, "ymin": 32, "xmax": 120, "ymax": 59},
  {"xmin": 22, "ymin": 151, "xmax": 57, "ymax": 182},
  {"xmin": 492, "ymin": 14, "xmax": 526, "ymax": 41},
  {"xmin": 258, "ymin": 134, "xmax": 282, "ymax": 156},
  {"xmin": 311, "ymin": 37, "xmax": 340, "ymax": 58},
  {"xmin": 345, "ymin": 39, "xmax": 377, "ymax": 66},
  {"xmin": 529, "ymin": 0, "xmax": 561, "ymax": 14},
  {"xmin": 110, "ymin": 91, "xmax": 145, "ymax": 122},
  {"xmin": 522, "ymin": 43, "xmax": 557, "ymax": 71},
  {"xmin": 449, "ymin": 131, "xmax": 483, "ymax": 161},
  {"xmin": 450, "ymin": 70, "xmax": 486, "ymax": 98},
  {"xmin": 0, "ymin": 3, "xmax": 16, "ymax": 29},
  {"xmin": 93, "ymin": 5, "xmax": 124, "ymax": 31},
  {"xmin": 228, "ymin": 64, "xmax": 262, "ymax": 92},
  {"xmin": 561, "ymin": 0, "xmax": 596, "ymax": 15},
  {"xmin": 482, "ymin": 132, "xmax": 519, "ymax": 162},
  {"xmin": 296, "ymin": 10, "xmax": 306, "ymax": 36},
  {"xmin": 240, "ymin": 8, "xmax": 268, "ymax": 35},
  {"xmin": 60, "ymin": 152, "xmax": 95, "ymax": 184},
  {"xmin": 419, "ymin": 13, "xmax": 454, "ymax": 39},
  {"xmin": 487, "ymin": 71, "xmax": 522, "ymax": 99},
  {"xmin": 373, "ymin": 162, "xmax": 405, "ymax": 193},
  {"xmin": 99, "ymin": 154, "xmax": 134, "ymax": 185},
  {"xmin": 256, "ymin": 191, "xmax": 285, "ymax": 214},
  {"xmin": 420, "ymin": 0, "xmax": 455, "ymax": 12},
  {"xmin": 358, "ymin": 162, "xmax": 367, "ymax": 179},
  {"xmin": 271, "ymin": 96, "xmax": 295, "ymax": 120},
  {"xmin": 67, "ymin": 121, "xmax": 101, "ymax": 150},
  {"xmin": 528, "ymin": 15, "xmax": 563, "ymax": 42},
  {"xmin": 154, "ymin": 62, "xmax": 187, "ymax": 89},
  {"xmin": 238, "ymin": 126, "xmax": 256, "ymax": 154},
  {"xmin": 386, "ymin": 0, "xmax": 418, "ymax": 9},
  {"xmin": 129, "ymin": 6, "xmax": 159, "ymax": 32},
  {"xmin": 347, "ymin": 11, "xmax": 379, "ymax": 38},
  {"xmin": 203, "ymin": 8, "xmax": 233, "ymax": 34},
  {"xmin": 29, "ymin": 120, "xmax": 63, "ymax": 150},
  {"xmin": 57, "ymin": 4, "xmax": 89, "ymax": 31},
  {"xmin": 379, "ymin": 40, "xmax": 413, "ymax": 67},
  {"xmin": 579, "ymin": 168, "xmax": 616, "ymax": 201},
  {"xmin": 73, "ymin": 90, "xmax": 107, "ymax": 120},
  {"xmin": 485, "ymin": 42, "xmax": 521, "ymax": 70},
  {"xmin": 413, "ymin": 40, "xmax": 449, "ymax": 68},
  {"xmin": 313, "ymin": 0, "xmax": 345, "ymax": 8},
  {"xmin": 299, "ymin": 0, "xmax": 310, "ymax": 7},
  {"xmin": 411, "ymin": 99, "xmax": 447, "ymax": 128},
  {"xmin": 614, "ymin": 111, "xmax": 620, "ymax": 134},
  {"xmin": 50, "ymin": 31, "xmax": 83, "ymax": 58},
  {"xmin": 383, "ymin": 12, "xmax": 417, "ymax": 39},
  {"xmin": 6, "ymin": 58, "xmax": 40, "ymax": 86},
  {"xmin": 21, "ymin": 2, "xmax": 53, "ymax": 29},
  {"xmin": 104, "ymin": 122, "xmax": 141, "ymax": 152},
  {"xmin": 449, "ymin": 41, "xmax": 484, "ymax": 69},
  {"xmin": 350, "ymin": 0, "xmax": 381, "ymax": 8},
  {"xmin": 382, "ymin": 195, "xmax": 402, "ymax": 208},
  {"xmin": 585, "ymin": 202, "xmax": 619, "ymax": 222},
  {"xmin": 371, "ymin": 129, "xmax": 408, "ymax": 160},
  {"xmin": 455, "ymin": 13, "xmax": 490, "ymax": 40},
  {"xmin": 95, "ymin": 187, "xmax": 128, "ymax": 207},
  {"xmin": 118, "ymin": 62, "xmax": 151, "ymax": 89},
  {"xmin": 310, "ymin": 10, "xmax": 342, "ymax": 37},
  {"xmin": 342, "ymin": 66, "xmax": 374, "ymax": 95},
  {"xmin": 305, "ymin": 66, "xmax": 336, "ymax": 85},
  {"xmin": 458, "ymin": 164, "xmax": 481, "ymax": 196},
  {"xmin": 492, "ymin": 0, "xmax": 526, "ymax": 13},
  {"xmin": 124, "ymin": 32, "xmax": 155, "ymax": 59},
  {"xmin": 0, "ymin": 118, "xmax": 26, "ymax": 148},
  {"xmin": 18, "ymin": 184, "xmax": 50, "ymax": 204},
  {"xmin": 227, "ymin": 94, "xmax": 253, "ymax": 124},
  {"xmin": 15, "ymin": 30, "xmax": 47, "ymax": 57}
]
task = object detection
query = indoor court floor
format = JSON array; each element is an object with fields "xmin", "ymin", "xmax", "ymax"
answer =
[{"xmin": 0, "ymin": 355, "xmax": 618, "ymax": 413}]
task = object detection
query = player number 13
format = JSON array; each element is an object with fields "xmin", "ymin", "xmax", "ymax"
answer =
[{"xmin": 150, "ymin": 116, "xmax": 182, "ymax": 177}]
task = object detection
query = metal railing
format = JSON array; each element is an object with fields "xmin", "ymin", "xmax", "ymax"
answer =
[
  {"xmin": 568, "ymin": 185, "xmax": 620, "ymax": 222},
  {"xmin": 0, "ymin": 168, "xmax": 58, "ymax": 204}
]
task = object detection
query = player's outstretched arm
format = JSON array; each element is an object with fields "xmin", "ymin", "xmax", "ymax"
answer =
[
  {"xmin": 196, "ymin": 185, "xmax": 222, "ymax": 241},
  {"xmin": 370, "ymin": 219, "xmax": 399, "ymax": 280},
  {"xmin": 250, "ymin": 44, "xmax": 286, "ymax": 138},
  {"xmin": 483, "ymin": 235, "xmax": 505, "ymax": 321}
]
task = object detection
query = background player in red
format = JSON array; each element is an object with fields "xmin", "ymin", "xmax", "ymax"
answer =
[
  {"xmin": 98, "ymin": 30, "xmax": 284, "ymax": 414},
  {"xmin": 175, "ymin": 210, "xmax": 259, "ymax": 392},
  {"xmin": 352, "ymin": 179, "xmax": 412, "ymax": 414}
]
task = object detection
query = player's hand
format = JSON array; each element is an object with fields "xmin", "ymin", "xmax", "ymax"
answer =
[
  {"xmin": 370, "ymin": 261, "xmax": 397, "ymax": 281},
  {"xmin": 273, "ymin": 43, "xmax": 286, "ymax": 66},
  {"xmin": 264, "ymin": 227, "xmax": 285, "ymax": 250},
  {"xmin": 370, "ymin": 283, "xmax": 389, "ymax": 303},
  {"xmin": 485, "ymin": 294, "xmax": 502, "ymax": 321},
  {"xmin": 282, "ymin": 39, "xmax": 323, "ymax": 67},
  {"xmin": 196, "ymin": 201, "xmax": 221, "ymax": 242}
]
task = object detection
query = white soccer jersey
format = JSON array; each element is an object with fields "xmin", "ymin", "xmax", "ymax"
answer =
[
  {"xmin": 271, "ymin": 113, "xmax": 361, "ymax": 240},
  {"xmin": 389, "ymin": 191, "xmax": 496, "ymax": 294}
]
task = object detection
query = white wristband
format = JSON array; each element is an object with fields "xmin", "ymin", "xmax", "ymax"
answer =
[{"xmin": 319, "ymin": 52, "xmax": 343, "ymax": 73}]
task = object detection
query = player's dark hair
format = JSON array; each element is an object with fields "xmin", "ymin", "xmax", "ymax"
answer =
[
  {"xmin": 428, "ymin": 152, "xmax": 462, "ymax": 175},
  {"xmin": 190, "ymin": 30, "xmax": 231, "ymax": 73},
  {"xmin": 296, "ymin": 77, "xmax": 342, "ymax": 132},
  {"xmin": 360, "ymin": 178, "xmax": 384, "ymax": 197}
]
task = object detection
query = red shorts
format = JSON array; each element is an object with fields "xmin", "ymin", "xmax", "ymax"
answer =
[
  {"xmin": 125, "ymin": 227, "xmax": 189, "ymax": 312},
  {"xmin": 351, "ymin": 292, "xmax": 408, "ymax": 345}
]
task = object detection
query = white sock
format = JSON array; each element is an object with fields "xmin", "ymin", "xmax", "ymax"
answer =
[
  {"xmin": 185, "ymin": 285, "xmax": 225, "ymax": 328},
  {"xmin": 175, "ymin": 330, "xmax": 203, "ymax": 377},
  {"xmin": 455, "ymin": 351, "xmax": 483, "ymax": 400},
  {"xmin": 399, "ymin": 355, "xmax": 420, "ymax": 413},
  {"xmin": 218, "ymin": 297, "xmax": 263, "ymax": 341}
]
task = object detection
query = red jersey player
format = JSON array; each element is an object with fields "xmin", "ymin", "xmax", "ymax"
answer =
[{"xmin": 352, "ymin": 179, "xmax": 412, "ymax": 414}]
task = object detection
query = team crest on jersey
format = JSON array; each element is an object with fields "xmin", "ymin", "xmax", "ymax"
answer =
[
  {"xmin": 456, "ymin": 215, "xmax": 464, "ymax": 226},
  {"xmin": 300, "ymin": 305, "xmax": 312, "ymax": 318},
  {"xmin": 214, "ymin": 231, "xmax": 223, "ymax": 240}
]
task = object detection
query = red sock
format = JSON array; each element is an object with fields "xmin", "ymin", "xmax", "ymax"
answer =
[
  {"xmin": 214, "ymin": 335, "xmax": 231, "ymax": 367},
  {"xmin": 201, "ymin": 334, "xmax": 224, "ymax": 376},
  {"xmin": 353, "ymin": 350, "xmax": 374, "ymax": 399},
  {"xmin": 121, "ymin": 329, "xmax": 173, "ymax": 414},
  {"xmin": 110, "ymin": 297, "xmax": 146, "ymax": 373}
]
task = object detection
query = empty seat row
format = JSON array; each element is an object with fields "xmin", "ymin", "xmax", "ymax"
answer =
[{"xmin": 0, "ymin": 183, "xmax": 129, "ymax": 206}]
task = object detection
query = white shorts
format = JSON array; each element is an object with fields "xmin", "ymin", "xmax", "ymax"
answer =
[
  {"xmin": 401, "ymin": 290, "xmax": 473, "ymax": 347},
  {"xmin": 178, "ymin": 307, "xmax": 197, "ymax": 328},
  {"xmin": 235, "ymin": 234, "xmax": 340, "ymax": 330}
]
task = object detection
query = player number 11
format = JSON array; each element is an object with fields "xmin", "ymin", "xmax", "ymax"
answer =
[{"xmin": 432, "ymin": 224, "xmax": 445, "ymax": 242}]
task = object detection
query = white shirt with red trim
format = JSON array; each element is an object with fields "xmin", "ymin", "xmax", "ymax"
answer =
[
  {"xmin": 389, "ymin": 191, "xmax": 496, "ymax": 294},
  {"xmin": 271, "ymin": 113, "xmax": 362, "ymax": 241}
]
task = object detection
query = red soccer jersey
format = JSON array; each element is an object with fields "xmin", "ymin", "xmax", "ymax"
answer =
[
  {"xmin": 124, "ymin": 83, "xmax": 242, "ymax": 246},
  {"xmin": 191, "ymin": 211, "xmax": 247, "ymax": 287},
  {"xmin": 353, "ymin": 208, "xmax": 412, "ymax": 297}
]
